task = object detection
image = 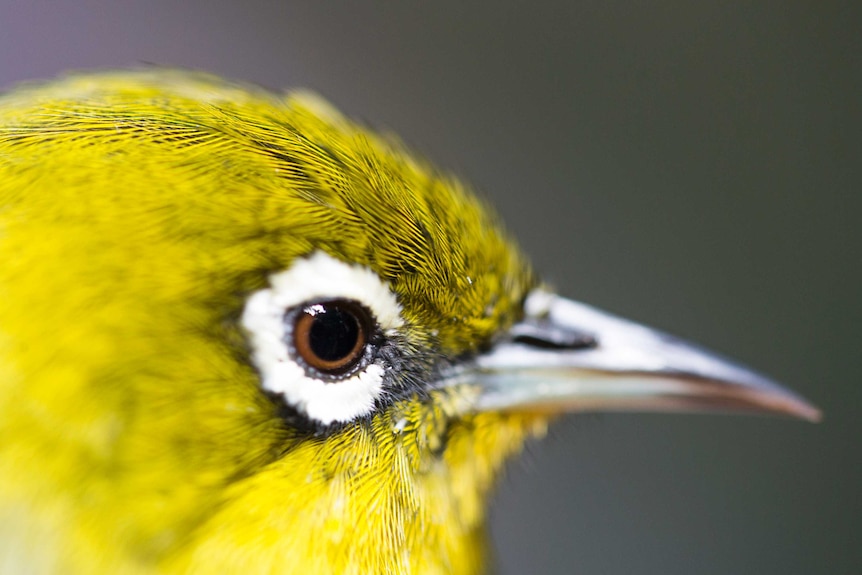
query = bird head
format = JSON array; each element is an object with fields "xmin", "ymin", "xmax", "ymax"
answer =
[{"xmin": 0, "ymin": 70, "xmax": 818, "ymax": 574}]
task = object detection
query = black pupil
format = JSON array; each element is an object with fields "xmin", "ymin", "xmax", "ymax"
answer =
[{"xmin": 308, "ymin": 307, "xmax": 360, "ymax": 362}]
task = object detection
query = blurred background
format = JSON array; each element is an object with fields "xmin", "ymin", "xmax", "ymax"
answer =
[{"xmin": 1, "ymin": 2, "xmax": 858, "ymax": 573}]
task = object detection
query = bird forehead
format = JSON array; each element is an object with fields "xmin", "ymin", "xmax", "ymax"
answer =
[{"xmin": 0, "ymin": 70, "xmax": 536, "ymax": 355}]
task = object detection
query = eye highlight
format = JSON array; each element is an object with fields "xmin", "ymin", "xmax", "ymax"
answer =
[{"xmin": 290, "ymin": 300, "xmax": 372, "ymax": 377}]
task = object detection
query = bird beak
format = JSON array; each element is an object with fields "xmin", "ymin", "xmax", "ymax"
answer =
[{"xmin": 451, "ymin": 290, "xmax": 820, "ymax": 421}]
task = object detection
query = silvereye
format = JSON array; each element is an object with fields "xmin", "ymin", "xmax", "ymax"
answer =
[{"xmin": 0, "ymin": 70, "xmax": 818, "ymax": 574}]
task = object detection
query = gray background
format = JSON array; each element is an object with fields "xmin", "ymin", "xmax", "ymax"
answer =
[{"xmin": 1, "ymin": 2, "xmax": 859, "ymax": 574}]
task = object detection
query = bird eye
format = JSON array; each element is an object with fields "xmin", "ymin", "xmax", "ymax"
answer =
[
  {"xmin": 242, "ymin": 252, "xmax": 404, "ymax": 424},
  {"xmin": 290, "ymin": 299, "xmax": 373, "ymax": 377}
]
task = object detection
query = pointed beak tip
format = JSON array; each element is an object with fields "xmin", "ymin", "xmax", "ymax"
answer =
[
  {"xmin": 793, "ymin": 402, "xmax": 822, "ymax": 423},
  {"xmin": 746, "ymin": 384, "xmax": 821, "ymax": 423}
]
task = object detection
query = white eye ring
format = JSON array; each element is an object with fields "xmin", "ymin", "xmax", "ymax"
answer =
[{"xmin": 241, "ymin": 251, "xmax": 404, "ymax": 425}]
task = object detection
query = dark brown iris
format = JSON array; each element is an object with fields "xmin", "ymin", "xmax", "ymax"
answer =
[{"xmin": 292, "ymin": 300, "xmax": 370, "ymax": 376}]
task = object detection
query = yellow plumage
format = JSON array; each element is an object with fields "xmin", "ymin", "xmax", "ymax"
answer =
[
  {"xmin": 0, "ymin": 70, "xmax": 544, "ymax": 574},
  {"xmin": 0, "ymin": 69, "xmax": 817, "ymax": 574}
]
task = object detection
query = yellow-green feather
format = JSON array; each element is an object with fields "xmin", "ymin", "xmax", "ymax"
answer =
[{"xmin": 0, "ymin": 70, "xmax": 545, "ymax": 574}]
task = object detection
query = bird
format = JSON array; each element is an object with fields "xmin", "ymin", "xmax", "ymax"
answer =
[{"xmin": 0, "ymin": 69, "xmax": 819, "ymax": 575}]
